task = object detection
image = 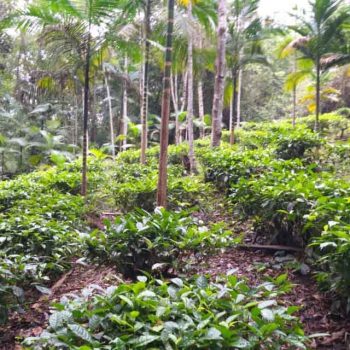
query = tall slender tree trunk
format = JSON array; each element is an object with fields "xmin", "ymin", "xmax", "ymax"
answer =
[
  {"xmin": 211, "ymin": 0, "xmax": 227, "ymax": 147},
  {"xmin": 230, "ymin": 69, "xmax": 238, "ymax": 145},
  {"xmin": 104, "ymin": 67, "xmax": 115, "ymax": 159},
  {"xmin": 198, "ymin": 79, "xmax": 205, "ymax": 138},
  {"xmin": 292, "ymin": 86, "xmax": 296, "ymax": 128},
  {"xmin": 81, "ymin": 32, "xmax": 91, "ymax": 196},
  {"xmin": 292, "ymin": 54, "xmax": 297, "ymax": 128},
  {"xmin": 170, "ymin": 72, "xmax": 180, "ymax": 145},
  {"xmin": 236, "ymin": 68, "xmax": 242, "ymax": 128},
  {"xmin": 122, "ymin": 54, "xmax": 129, "ymax": 151},
  {"xmin": 187, "ymin": 2, "xmax": 196, "ymax": 173},
  {"xmin": 156, "ymin": 0, "xmax": 175, "ymax": 208},
  {"xmin": 197, "ymin": 38, "xmax": 205, "ymax": 138},
  {"xmin": 315, "ymin": 59, "xmax": 321, "ymax": 132},
  {"xmin": 141, "ymin": 0, "xmax": 151, "ymax": 164},
  {"xmin": 90, "ymin": 77, "xmax": 97, "ymax": 144}
]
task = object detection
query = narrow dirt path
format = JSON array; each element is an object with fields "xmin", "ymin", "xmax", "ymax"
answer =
[{"xmin": 193, "ymin": 191, "xmax": 350, "ymax": 349}]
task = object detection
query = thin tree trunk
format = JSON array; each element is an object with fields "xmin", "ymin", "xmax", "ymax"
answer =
[
  {"xmin": 211, "ymin": 0, "xmax": 227, "ymax": 147},
  {"xmin": 122, "ymin": 54, "xmax": 128, "ymax": 151},
  {"xmin": 230, "ymin": 70, "xmax": 237, "ymax": 145},
  {"xmin": 104, "ymin": 67, "xmax": 115, "ymax": 159},
  {"xmin": 292, "ymin": 86, "xmax": 296, "ymax": 127},
  {"xmin": 90, "ymin": 77, "xmax": 97, "ymax": 144},
  {"xmin": 170, "ymin": 72, "xmax": 180, "ymax": 145},
  {"xmin": 292, "ymin": 54, "xmax": 297, "ymax": 128},
  {"xmin": 197, "ymin": 37, "xmax": 205, "ymax": 138},
  {"xmin": 81, "ymin": 31, "xmax": 91, "ymax": 196},
  {"xmin": 187, "ymin": 2, "xmax": 196, "ymax": 173},
  {"xmin": 315, "ymin": 59, "xmax": 321, "ymax": 132},
  {"xmin": 141, "ymin": 0, "xmax": 151, "ymax": 164},
  {"xmin": 156, "ymin": 0, "xmax": 175, "ymax": 208},
  {"xmin": 198, "ymin": 79, "xmax": 205, "ymax": 138},
  {"xmin": 229, "ymin": 88, "xmax": 234, "ymax": 144},
  {"xmin": 236, "ymin": 68, "xmax": 242, "ymax": 128}
]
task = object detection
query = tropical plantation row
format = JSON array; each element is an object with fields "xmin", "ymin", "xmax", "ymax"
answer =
[{"xmin": 1, "ymin": 0, "xmax": 350, "ymax": 348}]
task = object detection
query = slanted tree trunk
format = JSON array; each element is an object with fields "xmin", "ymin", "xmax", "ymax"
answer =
[
  {"xmin": 211, "ymin": 0, "xmax": 227, "ymax": 147},
  {"xmin": 156, "ymin": 0, "xmax": 175, "ymax": 208},
  {"xmin": 315, "ymin": 58, "xmax": 321, "ymax": 132},
  {"xmin": 141, "ymin": 0, "xmax": 151, "ymax": 164},
  {"xmin": 104, "ymin": 67, "xmax": 115, "ymax": 159},
  {"xmin": 81, "ymin": 31, "xmax": 91, "ymax": 196},
  {"xmin": 187, "ymin": 2, "xmax": 196, "ymax": 173}
]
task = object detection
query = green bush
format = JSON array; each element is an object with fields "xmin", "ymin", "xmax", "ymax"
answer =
[
  {"xmin": 86, "ymin": 208, "xmax": 231, "ymax": 278},
  {"xmin": 24, "ymin": 275, "xmax": 307, "ymax": 349},
  {"xmin": 274, "ymin": 128, "xmax": 322, "ymax": 160}
]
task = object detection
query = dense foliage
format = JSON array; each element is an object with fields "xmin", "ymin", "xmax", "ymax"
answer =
[{"xmin": 24, "ymin": 275, "xmax": 307, "ymax": 349}]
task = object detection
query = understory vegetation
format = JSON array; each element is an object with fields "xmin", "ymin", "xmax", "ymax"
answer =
[
  {"xmin": 0, "ymin": 112, "xmax": 349, "ymax": 348},
  {"xmin": 2, "ymin": 0, "xmax": 350, "ymax": 347}
]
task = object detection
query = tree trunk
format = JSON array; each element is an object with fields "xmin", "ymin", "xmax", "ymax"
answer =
[
  {"xmin": 211, "ymin": 0, "xmax": 227, "ymax": 147},
  {"xmin": 236, "ymin": 68, "xmax": 242, "ymax": 128},
  {"xmin": 156, "ymin": 0, "xmax": 175, "ymax": 208},
  {"xmin": 292, "ymin": 86, "xmax": 296, "ymax": 128},
  {"xmin": 104, "ymin": 67, "xmax": 115, "ymax": 159},
  {"xmin": 81, "ymin": 32, "xmax": 91, "ymax": 196},
  {"xmin": 187, "ymin": 2, "xmax": 196, "ymax": 173},
  {"xmin": 198, "ymin": 79, "xmax": 205, "ymax": 138},
  {"xmin": 197, "ymin": 38, "xmax": 205, "ymax": 138},
  {"xmin": 170, "ymin": 72, "xmax": 180, "ymax": 145},
  {"xmin": 122, "ymin": 54, "xmax": 128, "ymax": 151},
  {"xmin": 315, "ymin": 59, "xmax": 321, "ymax": 132},
  {"xmin": 230, "ymin": 69, "xmax": 238, "ymax": 145},
  {"xmin": 141, "ymin": 0, "xmax": 151, "ymax": 164},
  {"xmin": 90, "ymin": 77, "xmax": 97, "ymax": 144}
]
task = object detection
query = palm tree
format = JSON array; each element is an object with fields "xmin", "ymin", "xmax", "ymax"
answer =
[
  {"xmin": 156, "ymin": 0, "xmax": 175, "ymax": 207},
  {"xmin": 18, "ymin": 0, "xmax": 127, "ymax": 195},
  {"xmin": 140, "ymin": 0, "xmax": 152, "ymax": 164},
  {"xmin": 290, "ymin": 0, "xmax": 350, "ymax": 131},
  {"xmin": 226, "ymin": 0, "xmax": 267, "ymax": 144},
  {"xmin": 211, "ymin": 0, "xmax": 227, "ymax": 147}
]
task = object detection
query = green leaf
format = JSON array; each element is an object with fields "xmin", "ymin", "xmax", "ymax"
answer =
[
  {"xmin": 129, "ymin": 334, "xmax": 160, "ymax": 347},
  {"xmin": 68, "ymin": 324, "xmax": 93, "ymax": 343},
  {"xmin": 196, "ymin": 276, "xmax": 208, "ymax": 289}
]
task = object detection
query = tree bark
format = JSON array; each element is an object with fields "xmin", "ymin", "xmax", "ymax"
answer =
[
  {"xmin": 170, "ymin": 72, "xmax": 180, "ymax": 145},
  {"xmin": 140, "ymin": 0, "xmax": 151, "ymax": 164},
  {"xmin": 81, "ymin": 31, "xmax": 91, "ymax": 196},
  {"xmin": 104, "ymin": 67, "xmax": 115, "ymax": 159},
  {"xmin": 230, "ymin": 69, "xmax": 238, "ymax": 145},
  {"xmin": 187, "ymin": 2, "xmax": 196, "ymax": 173},
  {"xmin": 198, "ymin": 79, "xmax": 205, "ymax": 138},
  {"xmin": 236, "ymin": 68, "xmax": 242, "ymax": 128},
  {"xmin": 122, "ymin": 54, "xmax": 128, "ymax": 151},
  {"xmin": 211, "ymin": 0, "xmax": 227, "ymax": 147},
  {"xmin": 315, "ymin": 59, "xmax": 321, "ymax": 132},
  {"xmin": 156, "ymin": 0, "xmax": 175, "ymax": 208}
]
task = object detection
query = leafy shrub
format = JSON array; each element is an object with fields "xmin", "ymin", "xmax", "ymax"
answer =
[
  {"xmin": 311, "ymin": 222, "xmax": 350, "ymax": 305},
  {"xmin": 301, "ymin": 113, "xmax": 348, "ymax": 137},
  {"xmin": 86, "ymin": 208, "xmax": 230, "ymax": 278},
  {"xmin": 24, "ymin": 275, "xmax": 307, "ymax": 349},
  {"xmin": 274, "ymin": 127, "xmax": 322, "ymax": 160}
]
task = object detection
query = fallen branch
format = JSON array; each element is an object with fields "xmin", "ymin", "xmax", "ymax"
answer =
[{"xmin": 237, "ymin": 244, "xmax": 303, "ymax": 253}]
